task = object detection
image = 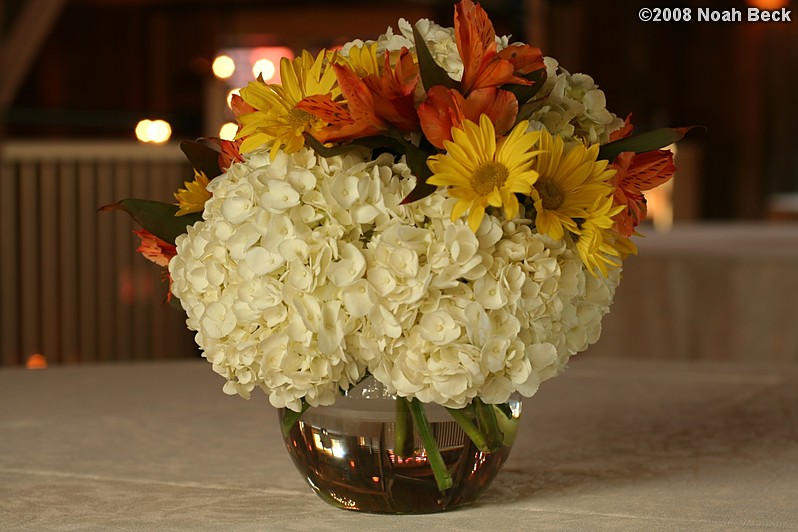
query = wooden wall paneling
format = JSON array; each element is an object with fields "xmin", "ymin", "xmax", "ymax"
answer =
[
  {"xmin": 38, "ymin": 161, "xmax": 60, "ymax": 363},
  {"xmin": 58, "ymin": 161, "xmax": 80, "ymax": 364},
  {"xmin": 18, "ymin": 162, "xmax": 40, "ymax": 362},
  {"xmin": 0, "ymin": 162, "xmax": 20, "ymax": 366},
  {"xmin": 95, "ymin": 161, "xmax": 116, "ymax": 361},
  {"xmin": 113, "ymin": 160, "xmax": 133, "ymax": 361}
]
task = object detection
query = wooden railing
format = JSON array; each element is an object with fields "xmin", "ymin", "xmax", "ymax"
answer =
[{"xmin": 0, "ymin": 141, "xmax": 198, "ymax": 366}]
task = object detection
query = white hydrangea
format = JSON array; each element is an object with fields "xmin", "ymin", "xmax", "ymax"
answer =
[
  {"xmin": 529, "ymin": 57, "xmax": 626, "ymax": 145},
  {"xmin": 170, "ymin": 147, "xmax": 619, "ymax": 411}
]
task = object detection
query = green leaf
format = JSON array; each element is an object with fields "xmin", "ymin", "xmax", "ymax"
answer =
[
  {"xmin": 180, "ymin": 140, "xmax": 221, "ymax": 178},
  {"xmin": 413, "ymin": 23, "xmax": 459, "ymax": 92},
  {"xmin": 503, "ymin": 67, "xmax": 547, "ymax": 106},
  {"xmin": 98, "ymin": 199, "xmax": 201, "ymax": 245},
  {"xmin": 303, "ymin": 133, "xmax": 404, "ymax": 158},
  {"xmin": 516, "ymin": 99, "xmax": 543, "ymax": 123},
  {"xmin": 400, "ymin": 142, "xmax": 437, "ymax": 204},
  {"xmin": 598, "ymin": 126, "xmax": 702, "ymax": 162}
]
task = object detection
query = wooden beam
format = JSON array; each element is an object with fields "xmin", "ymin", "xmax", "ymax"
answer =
[{"xmin": 0, "ymin": 0, "xmax": 66, "ymax": 108}]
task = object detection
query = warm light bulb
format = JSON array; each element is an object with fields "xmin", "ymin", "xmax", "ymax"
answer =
[
  {"xmin": 135, "ymin": 119, "xmax": 171, "ymax": 143},
  {"xmin": 212, "ymin": 54, "xmax": 236, "ymax": 79},
  {"xmin": 135, "ymin": 120, "xmax": 152, "ymax": 142},
  {"xmin": 26, "ymin": 353, "xmax": 48, "ymax": 370},
  {"xmin": 147, "ymin": 120, "xmax": 172, "ymax": 143},
  {"xmin": 252, "ymin": 58, "xmax": 276, "ymax": 81},
  {"xmin": 219, "ymin": 122, "xmax": 239, "ymax": 141},
  {"xmin": 746, "ymin": 0, "xmax": 789, "ymax": 9}
]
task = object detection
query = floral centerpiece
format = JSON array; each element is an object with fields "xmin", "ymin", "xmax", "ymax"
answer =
[{"xmin": 105, "ymin": 0, "xmax": 689, "ymax": 513}]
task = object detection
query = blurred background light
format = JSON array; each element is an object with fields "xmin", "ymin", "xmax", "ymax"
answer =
[
  {"xmin": 26, "ymin": 354, "xmax": 48, "ymax": 370},
  {"xmin": 135, "ymin": 119, "xmax": 172, "ymax": 143},
  {"xmin": 212, "ymin": 54, "xmax": 236, "ymax": 79},
  {"xmin": 252, "ymin": 58, "xmax": 276, "ymax": 82},
  {"xmin": 746, "ymin": 0, "xmax": 790, "ymax": 9},
  {"xmin": 219, "ymin": 122, "xmax": 238, "ymax": 141}
]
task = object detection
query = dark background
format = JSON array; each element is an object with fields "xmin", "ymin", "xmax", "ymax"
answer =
[{"xmin": 2, "ymin": 0, "xmax": 797, "ymax": 219}]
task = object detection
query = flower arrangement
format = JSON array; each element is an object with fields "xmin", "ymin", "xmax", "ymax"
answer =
[{"xmin": 105, "ymin": 0, "xmax": 688, "ymax": 495}]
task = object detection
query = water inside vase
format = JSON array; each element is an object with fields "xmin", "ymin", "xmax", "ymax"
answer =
[{"xmin": 280, "ymin": 382, "xmax": 521, "ymax": 513}]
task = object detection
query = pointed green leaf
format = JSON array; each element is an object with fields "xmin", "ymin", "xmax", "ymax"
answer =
[
  {"xmin": 98, "ymin": 199, "xmax": 201, "ymax": 245},
  {"xmin": 516, "ymin": 99, "xmax": 543, "ymax": 123},
  {"xmin": 180, "ymin": 140, "xmax": 221, "ymax": 178},
  {"xmin": 413, "ymin": 23, "xmax": 459, "ymax": 92},
  {"xmin": 598, "ymin": 126, "xmax": 702, "ymax": 162},
  {"xmin": 303, "ymin": 133, "xmax": 405, "ymax": 158},
  {"xmin": 400, "ymin": 143, "xmax": 437, "ymax": 204},
  {"xmin": 503, "ymin": 67, "xmax": 547, "ymax": 106}
]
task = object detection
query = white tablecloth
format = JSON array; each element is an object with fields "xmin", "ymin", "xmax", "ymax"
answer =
[
  {"xmin": 589, "ymin": 223, "xmax": 798, "ymax": 362},
  {"xmin": 2, "ymin": 358, "xmax": 797, "ymax": 530}
]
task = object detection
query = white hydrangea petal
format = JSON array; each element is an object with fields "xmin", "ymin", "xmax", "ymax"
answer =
[
  {"xmin": 341, "ymin": 279, "xmax": 374, "ymax": 317},
  {"xmin": 259, "ymin": 179, "xmax": 300, "ymax": 213},
  {"xmin": 318, "ymin": 301, "xmax": 345, "ymax": 355}
]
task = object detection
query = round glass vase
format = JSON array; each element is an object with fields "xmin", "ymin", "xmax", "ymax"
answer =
[{"xmin": 278, "ymin": 377, "xmax": 522, "ymax": 514}]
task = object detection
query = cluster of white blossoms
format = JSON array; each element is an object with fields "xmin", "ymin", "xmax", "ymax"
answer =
[
  {"xmin": 529, "ymin": 57, "xmax": 626, "ymax": 145},
  {"xmin": 169, "ymin": 147, "xmax": 619, "ymax": 411}
]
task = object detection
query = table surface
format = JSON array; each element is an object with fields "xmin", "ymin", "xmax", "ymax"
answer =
[
  {"xmin": 1, "ymin": 357, "xmax": 797, "ymax": 531},
  {"xmin": 589, "ymin": 223, "xmax": 798, "ymax": 363}
]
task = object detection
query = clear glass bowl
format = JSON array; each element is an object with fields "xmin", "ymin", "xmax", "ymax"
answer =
[{"xmin": 279, "ymin": 378, "xmax": 522, "ymax": 513}]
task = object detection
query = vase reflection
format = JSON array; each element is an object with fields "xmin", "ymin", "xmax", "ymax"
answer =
[{"xmin": 280, "ymin": 396, "xmax": 520, "ymax": 513}]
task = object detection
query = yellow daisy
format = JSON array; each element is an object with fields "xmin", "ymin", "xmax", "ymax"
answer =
[
  {"xmin": 530, "ymin": 129, "xmax": 617, "ymax": 241},
  {"xmin": 345, "ymin": 42, "xmax": 381, "ymax": 78},
  {"xmin": 573, "ymin": 195, "xmax": 625, "ymax": 277},
  {"xmin": 174, "ymin": 170, "xmax": 211, "ymax": 216},
  {"xmin": 236, "ymin": 49, "xmax": 340, "ymax": 157},
  {"xmin": 427, "ymin": 115, "xmax": 542, "ymax": 232}
]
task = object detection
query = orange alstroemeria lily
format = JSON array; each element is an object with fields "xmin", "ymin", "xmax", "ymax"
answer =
[
  {"xmin": 497, "ymin": 43, "xmax": 546, "ymax": 76},
  {"xmin": 218, "ymin": 138, "xmax": 244, "ymax": 172},
  {"xmin": 455, "ymin": 0, "xmax": 539, "ymax": 94},
  {"xmin": 609, "ymin": 113, "xmax": 634, "ymax": 142},
  {"xmin": 297, "ymin": 48, "xmax": 420, "ymax": 143},
  {"xmin": 418, "ymin": 86, "xmax": 518, "ymax": 149},
  {"xmin": 135, "ymin": 229, "xmax": 177, "ymax": 268},
  {"xmin": 362, "ymin": 48, "xmax": 420, "ymax": 133},
  {"xmin": 610, "ymin": 150, "xmax": 676, "ymax": 237}
]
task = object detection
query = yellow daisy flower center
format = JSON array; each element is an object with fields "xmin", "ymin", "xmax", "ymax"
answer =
[
  {"xmin": 471, "ymin": 161, "xmax": 509, "ymax": 196},
  {"xmin": 287, "ymin": 108, "xmax": 315, "ymax": 130},
  {"xmin": 535, "ymin": 178, "xmax": 565, "ymax": 210}
]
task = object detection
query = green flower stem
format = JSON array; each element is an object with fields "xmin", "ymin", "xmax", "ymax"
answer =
[
  {"xmin": 445, "ymin": 405, "xmax": 490, "ymax": 452},
  {"xmin": 475, "ymin": 398, "xmax": 504, "ymax": 453},
  {"xmin": 395, "ymin": 397, "xmax": 414, "ymax": 459},
  {"xmin": 281, "ymin": 399, "xmax": 310, "ymax": 437},
  {"xmin": 408, "ymin": 398, "xmax": 453, "ymax": 492}
]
